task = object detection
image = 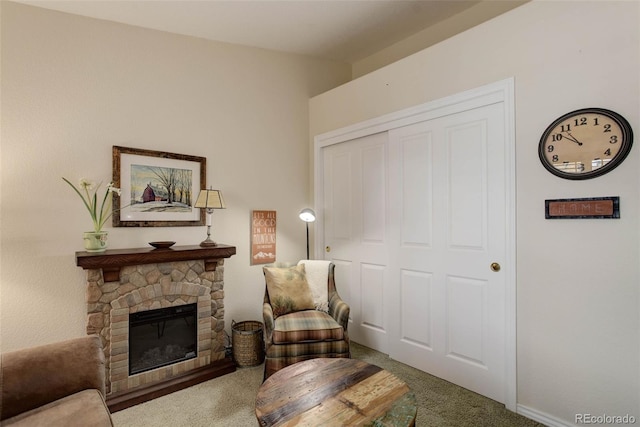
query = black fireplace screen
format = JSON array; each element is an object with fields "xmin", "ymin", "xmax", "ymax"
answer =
[{"xmin": 129, "ymin": 303, "xmax": 197, "ymax": 375}]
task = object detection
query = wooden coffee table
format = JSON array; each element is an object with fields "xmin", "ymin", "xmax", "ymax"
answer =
[{"xmin": 255, "ymin": 358, "xmax": 417, "ymax": 426}]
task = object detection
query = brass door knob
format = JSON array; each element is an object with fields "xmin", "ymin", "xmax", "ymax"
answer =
[
  {"xmin": 490, "ymin": 262, "xmax": 501, "ymax": 272},
  {"xmin": 326, "ymin": 246, "xmax": 331, "ymax": 252}
]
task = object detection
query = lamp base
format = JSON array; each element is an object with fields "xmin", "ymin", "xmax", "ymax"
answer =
[
  {"xmin": 199, "ymin": 239, "xmax": 218, "ymax": 247},
  {"xmin": 200, "ymin": 223, "xmax": 217, "ymax": 247}
]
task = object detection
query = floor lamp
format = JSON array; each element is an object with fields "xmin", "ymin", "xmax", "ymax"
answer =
[{"xmin": 298, "ymin": 208, "xmax": 316, "ymax": 260}]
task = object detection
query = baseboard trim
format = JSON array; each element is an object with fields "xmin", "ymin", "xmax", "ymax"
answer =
[
  {"xmin": 106, "ymin": 357, "xmax": 236, "ymax": 412},
  {"xmin": 517, "ymin": 404, "xmax": 573, "ymax": 427}
]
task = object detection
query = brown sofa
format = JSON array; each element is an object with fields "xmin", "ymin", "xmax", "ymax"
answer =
[{"xmin": 1, "ymin": 335, "xmax": 113, "ymax": 426}]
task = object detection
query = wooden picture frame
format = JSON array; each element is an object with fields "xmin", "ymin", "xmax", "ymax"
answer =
[{"xmin": 112, "ymin": 146, "xmax": 206, "ymax": 227}]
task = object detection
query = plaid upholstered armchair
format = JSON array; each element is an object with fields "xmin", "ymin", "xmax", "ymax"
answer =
[{"xmin": 262, "ymin": 260, "xmax": 350, "ymax": 379}]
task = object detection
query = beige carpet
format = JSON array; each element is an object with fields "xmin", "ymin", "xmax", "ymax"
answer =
[{"xmin": 112, "ymin": 342, "xmax": 544, "ymax": 426}]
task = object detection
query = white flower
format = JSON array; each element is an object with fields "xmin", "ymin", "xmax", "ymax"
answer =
[
  {"xmin": 79, "ymin": 178, "xmax": 95, "ymax": 190},
  {"xmin": 107, "ymin": 183, "xmax": 122, "ymax": 196},
  {"xmin": 63, "ymin": 177, "xmax": 128, "ymax": 232}
]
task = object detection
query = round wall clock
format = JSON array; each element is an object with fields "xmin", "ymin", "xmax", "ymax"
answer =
[{"xmin": 538, "ymin": 107, "xmax": 633, "ymax": 180}]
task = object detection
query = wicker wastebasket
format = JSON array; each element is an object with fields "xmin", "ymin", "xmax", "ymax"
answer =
[{"xmin": 232, "ymin": 320, "xmax": 265, "ymax": 367}]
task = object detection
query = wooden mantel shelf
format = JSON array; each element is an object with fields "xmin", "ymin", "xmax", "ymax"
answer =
[{"xmin": 76, "ymin": 244, "xmax": 236, "ymax": 282}]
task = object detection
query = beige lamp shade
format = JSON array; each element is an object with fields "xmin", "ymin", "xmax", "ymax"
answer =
[{"xmin": 195, "ymin": 189, "xmax": 226, "ymax": 209}]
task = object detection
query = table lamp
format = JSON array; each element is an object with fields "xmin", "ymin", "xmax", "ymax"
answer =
[{"xmin": 195, "ymin": 189, "xmax": 226, "ymax": 247}]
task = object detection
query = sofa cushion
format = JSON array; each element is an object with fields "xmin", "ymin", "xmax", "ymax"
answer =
[
  {"xmin": 272, "ymin": 310, "xmax": 345, "ymax": 344},
  {"xmin": 264, "ymin": 264, "xmax": 316, "ymax": 317},
  {"xmin": 3, "ymin": 389, "xmax": 113, "ymax": 427},
  {"xmin": 1, "ymin": 335, "xmax": 106, "ymax": 420}
]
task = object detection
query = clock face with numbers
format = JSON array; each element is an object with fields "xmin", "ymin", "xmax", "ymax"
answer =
[{"xmin": 538, "ymin": 108, "xmax": 633, "ymax": 180}]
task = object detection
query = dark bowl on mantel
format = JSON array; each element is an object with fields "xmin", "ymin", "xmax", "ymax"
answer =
[{"xmin": 148, "ymin": 241, "xmax": 176, "ymax": 249}]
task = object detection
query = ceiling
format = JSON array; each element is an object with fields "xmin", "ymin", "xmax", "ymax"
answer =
[{"xmin": 16, "ymin": 0, "xmax": 523, "ymax": 63}]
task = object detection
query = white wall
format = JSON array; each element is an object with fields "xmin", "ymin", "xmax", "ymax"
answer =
[
  {"xmin": 0, "ymin": 2, "xmax": 351, "ymax": 352},
  {"xmin": 310, "ymin": 1, "xmax": 639, "ymax": 425}
]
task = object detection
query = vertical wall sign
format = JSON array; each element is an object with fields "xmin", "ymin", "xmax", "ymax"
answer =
[{"xmin": 251, "ymin": 210, "xmax": 276, "ymax": 265}]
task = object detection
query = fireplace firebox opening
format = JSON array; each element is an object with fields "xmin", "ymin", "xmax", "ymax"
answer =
[{"xmin": 129, "ymin": 303, "xmax": 197, "ymax": 375}]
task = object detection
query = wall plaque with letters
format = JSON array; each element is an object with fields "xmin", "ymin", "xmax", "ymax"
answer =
[
  {"xmin": 251, "ymin": 210, "xmax": 276, "ymax": 264},
  {"xmin": 545, "ymin": 196, "xmax": 619, "ymax": 219}
]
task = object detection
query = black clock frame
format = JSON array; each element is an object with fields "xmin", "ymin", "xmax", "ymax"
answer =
[{"xmin": 538, "ymin": 107, "xmax": 633, "ymax": 180}]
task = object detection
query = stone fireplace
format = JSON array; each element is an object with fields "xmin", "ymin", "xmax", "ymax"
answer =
[{"xmin": 76, "ymin": 244, "xmax": 236, "ymax": 411}]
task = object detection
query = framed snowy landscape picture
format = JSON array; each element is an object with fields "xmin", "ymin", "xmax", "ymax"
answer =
[{"xmin": 112, "ymin": 146, "xmax": 206, "ymax": 227}]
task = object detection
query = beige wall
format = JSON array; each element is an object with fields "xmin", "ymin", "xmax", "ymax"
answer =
[
  {"xmin": 310, "ymin": 1, "xmax": 639, "ymax": 425},
  {"xmin": 0, "ymin": 2, "xmax": 350, "ymax": 352},
  {"xmin": 351, "ymin": 0, "xmax": 528, "ymax": 79}
]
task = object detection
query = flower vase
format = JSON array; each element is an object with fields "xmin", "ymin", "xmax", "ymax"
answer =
[{"xmin": 83, "ymin": 231, "xmax": 108, "ymax": 252}]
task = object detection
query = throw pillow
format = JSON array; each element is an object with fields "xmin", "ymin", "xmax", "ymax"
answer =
[
  {"xmin": 264, "ymin": 264, "xmax": 316, "ymax": 317},
  {"xmin": 297, "ymin": 260, "xmax": 330, "ymax": 313}
]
